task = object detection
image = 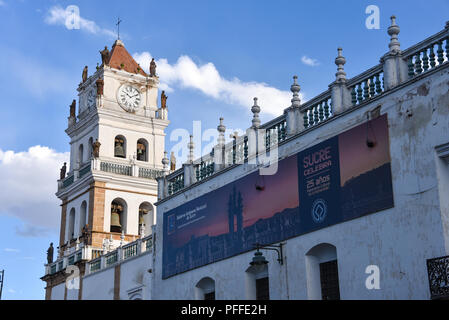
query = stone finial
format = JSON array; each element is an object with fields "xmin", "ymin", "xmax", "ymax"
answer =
[
  {"xmin": 187, "ymin": 135, "xmax": 195, "ymax": 163},
  {"xmin": 102, "ymin": 238, "xmax": 108, "ymax": 254},
  {"xmin": 251, "ymin": 97, "xmax": 261, "ymax": 128},
  {"xmin": 290, "ymin": 75, "xmax": 301, "ymax": 108},
  {"xmin": 162, "ymin": 151, "xmax": 169, "ymax": 172},
  {"xmin": 388, "ymin": 15, "xmax": 401, "ymax": 53},
  {"xmin": 120, "ymin": 231, "xmax": 125, "ymax": 246},
  {"xmin": 335, "ymin": 48, "xmax": 347, "ymax": 82},
  {"xmin": 109, "ymin": 234, "xmax": 114, "ymax": 250},
  {"xmin": 140, "ymin": 224, "xmax": 145, "ymax": 239},
  {"xmin": 217, "ymin": 117, "xmax": 226, "ymax": 145}
]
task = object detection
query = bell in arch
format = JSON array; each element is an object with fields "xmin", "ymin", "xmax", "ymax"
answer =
[
  {"xmin": 139, "ymin": 208, "xmax": 148, "ymax": 225},
  {"xmin": 114, "ymin": 138, "xmax": 126, "ymax": 158},
  {"xmin": 110, "ymin": 203, "xmax": 122, "ymax": 233}
]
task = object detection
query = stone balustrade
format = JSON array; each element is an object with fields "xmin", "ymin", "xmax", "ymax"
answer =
[
  {"xmin": 44, "ymin": 245, "xmax": 103, "ymax": 276},
  {"xmin": 86, "ymin": 234, "xmax": 153, "ymax": 275},
  {"xmin": 58, "ymin": 156, "xmax": 165, "ymax": 192}
]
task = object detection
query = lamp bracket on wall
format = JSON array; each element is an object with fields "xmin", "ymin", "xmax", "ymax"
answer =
[{"xmin": 253, "ymin": 242, "xmax": 285, "ymax": 265}]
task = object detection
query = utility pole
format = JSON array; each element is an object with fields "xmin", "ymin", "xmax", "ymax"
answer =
[{"xmin": 0, "ymin": 270, "xmax": 4, "ymax": 300}]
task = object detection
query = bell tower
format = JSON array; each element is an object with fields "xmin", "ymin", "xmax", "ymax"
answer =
[{"xmin": 55, "ymin": 39, "xmax": 169, "ymax": 257}]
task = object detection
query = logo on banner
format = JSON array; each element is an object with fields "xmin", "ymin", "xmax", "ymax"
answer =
[{"xmin": 311, "ymin": 199, "xmax": 327, "ymax": 223}]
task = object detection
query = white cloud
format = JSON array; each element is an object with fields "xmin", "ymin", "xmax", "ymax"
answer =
[
  {"xmin": 301, "ymin": 55, "xmax": 320, "ymax": 67},
  {"xmin": 45, "ymin": 5, "xmax": 115, "ymax": 38},
  {"xmin": 0, "ymin": 0, "xmax": 6, "ymax": 7},
  {"xmin": 0, "ymin": 146, "xmax": 69, "ymax": 237},
  {"xmin": 133, "ymin": 52, "xmax": 296, "ymax": 116},
  {"xmin": 4, "ymin": 248, "xmax": 20, "ymax": 252}
]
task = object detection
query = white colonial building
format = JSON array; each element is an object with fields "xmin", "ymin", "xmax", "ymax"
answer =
[{"xmin": 43, "ymin": 17, "xmax": 449, "ymax": 300}]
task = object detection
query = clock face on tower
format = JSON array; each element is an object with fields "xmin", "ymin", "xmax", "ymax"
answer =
[{"xmin": 117, "ymin": 85, "xmax": 141, "ymax": 113}]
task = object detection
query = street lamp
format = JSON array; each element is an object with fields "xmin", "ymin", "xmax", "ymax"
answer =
[{"xmin": 250, "ymin": 243, "xmax": 285, "ymax": 266}]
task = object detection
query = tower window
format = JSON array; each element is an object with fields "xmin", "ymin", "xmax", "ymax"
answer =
[
  {"xmin": 110, "ymin": 199, "xmax": 125, "ymax": 233},
  {"xmin": 78, "ymin": 144, "xmax": 84, "ymax": 164},
  {"xmin": 114, "ymin": 136, "xmax": 126, "ymax": 158},
  {"xmin": 137, "ymin": 139, "xmax": 148, "ymax": 162},
  {"xmin": 138, "ymin": 202, "xmax": 153, "ymax": 236}
]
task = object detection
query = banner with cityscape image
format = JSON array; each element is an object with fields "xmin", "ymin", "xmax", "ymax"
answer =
[{"xmin": 162, "ymin": 114, "xmax": 394, "ymax": 279}]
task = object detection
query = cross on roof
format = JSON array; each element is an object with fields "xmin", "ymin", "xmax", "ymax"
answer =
[{"xmin": 116, "ymin": 17, "xmax": 122, "ymax": 40}]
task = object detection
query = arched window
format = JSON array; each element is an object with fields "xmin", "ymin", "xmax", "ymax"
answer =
[
  {"xmin": 138, "ymin": 202, "xmax": 154, "ymax": 237},
  {"xmin": 245, "ymin": 261, "xmax": 269, "ymax": 300},
  {"xmin": 110, "ymin": 198, "xmax": 127, "ymax": 233},
  {"xmin": 79, "ymin": 201, "xmax": 87, "ymax": 234},
  {"xmin": 305, "ymin": 243, "xmax": 340, "ymax": 300},
  {"xmin": 136, "ymin": 138, "xmax": 148, "ymax": 162},
  {"xmin": 114, "ymin": 135, "xmax": 126, "ymax": 158},
  {"xmin": 88, "ymin": 137, "xmax": 93, "ymax": 159},
  {"xmin": 195, "ymin": 277, "xmax": 215, "ymax": 300},
  {"xmin": 78, "ymin": 144, "xmax": 84, "ymax": 164},
  {"xmin": 68, "ymin": 208, "xmax": 75, "ymax": 241}
]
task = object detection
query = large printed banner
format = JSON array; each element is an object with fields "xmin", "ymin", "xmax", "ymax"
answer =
[{"xmin": 162, "ymin": 115, "xmax": 394, "ymax": 279}]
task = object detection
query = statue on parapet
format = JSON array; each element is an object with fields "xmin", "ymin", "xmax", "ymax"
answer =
[
  {"xmin": 70, "ymin": 100, "xmax": 76, "ymax": 118},
  {"xmin": 47, "ymin": 243, "xmax": 54, "ymax": 264},
  {"xmin": 60, "ymin": 162, "xmax": 67, "ymax": 180},
  {"xmin": 161, "ymin": 91, "xmax": 167, "ymax": 109},
  {"xmin": 149, "ymin": 58, "xmax": 157, "ymax": 77},
  {"xmin": 99, "ymin": 46, "xmax": 110, "ymax": 65},
  {"xmin": 81, "ymin": 224, "xmax": 90, "ymax": 245},
  {"xmin": 92, "ymin": 139, "xmax": 101, "ymax": 158},
  {"xmin": 170, "ymin": 152, "xmax": 176, "ymax": 171},
  {"xmin": 82, "ymin": 66, "xmax": 88, "ymax": 83}
]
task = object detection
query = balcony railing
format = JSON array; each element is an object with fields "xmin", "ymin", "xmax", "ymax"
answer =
[
  {"xmin": 87, "ymin": 234, "xmax": 153, "ymax": 275},
  {"xmin": 427, "ymin": 255, "xmax": 449, "ymax": 299},
  {"xmin": 404, "ymin": 28, "xmax": 449, "ymax": 79},
  {"xmin": 58, "ymin": 157, "xmax": 165, "ymax": 192},
  {"xmin": 100, "ymin": 161, "xmax": 132, "ymax": 176},
  {"xmin": 45, "ymin": 245, "xmax": 102, "ymax": 276}
]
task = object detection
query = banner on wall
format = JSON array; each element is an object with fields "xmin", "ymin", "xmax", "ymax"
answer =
[{"xmin": 162, "ymin": 114, "xmax": 394, "ymax": 279}]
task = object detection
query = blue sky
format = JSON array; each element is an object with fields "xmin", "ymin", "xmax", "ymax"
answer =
[{"xmin": 0, "ymin": 0, "xmax": 447, "ymax": 300}]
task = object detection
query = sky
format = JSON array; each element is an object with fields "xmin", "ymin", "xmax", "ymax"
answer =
[{"xmin": 0, "ymin": 0, "xmax": 447, "ymax": 300}]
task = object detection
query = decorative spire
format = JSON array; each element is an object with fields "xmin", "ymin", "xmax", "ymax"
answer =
[
  {"xmin": 217, "ymin": 117, "xmax": 226, "ymax": 145},
  {"xmin": 162, "ymin": 151, "xmax": 169, "ymax": 172},
  {"xmin": 187, "ymin": 135, "xmax": 195, "ymax": 163},
  {"xmin": 290, "ymin": 75, "xmax": 301, "ymax": 107},
  {"xmin": 388, "ymin": 15, "xmax": 401, "ymax": 53},
  {"xmin": 335, "ymin": 48, "xmax": 347, "ymax": 82},
  {"xmin": 251, "ymin": 97, "xmax": 261, "ymax": 128}
]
